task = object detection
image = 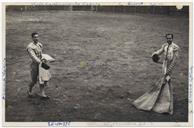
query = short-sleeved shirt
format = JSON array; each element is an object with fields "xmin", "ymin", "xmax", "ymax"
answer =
[{"xmin": 27, "ymin": 42, "xmax": 43, "ymax": 64}]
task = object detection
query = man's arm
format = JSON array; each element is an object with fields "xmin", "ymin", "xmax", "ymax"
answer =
[
  {"xmin": 27, "ymin": 48, "xmax": 41, "ymax": 64},
  {"xmin": 152, "ymin": 43, "xmax": 166, "ymax": 56},
  {"xmin": 151, "ymin": 44, "xmax": 166, "ymax": 64}
]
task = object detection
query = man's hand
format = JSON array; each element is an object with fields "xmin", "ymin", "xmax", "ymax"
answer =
[
  {"xmin": 165, "ymin": 75, "xmax": 171, "ymax": 82},
  {"xmin": 152, "ymin": 53, "xmax": 160, "ymax": 63},
  {"xmin": 41, "ymin": 58, "xmax": 47, "ymax": 63}
]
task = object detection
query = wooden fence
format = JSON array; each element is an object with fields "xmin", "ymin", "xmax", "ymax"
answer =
[{"xmin": 6, "ymin": 5, "xmax": 189, "ymax": 16}]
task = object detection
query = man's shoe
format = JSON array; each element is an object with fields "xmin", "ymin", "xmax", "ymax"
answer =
[
  {"xmin": 27, "ymin": 90, "xmax": 34, "ymax": 98},
  {"xmin": 40, "ymin": 95, "xmax": 50, "ymax": 100}
]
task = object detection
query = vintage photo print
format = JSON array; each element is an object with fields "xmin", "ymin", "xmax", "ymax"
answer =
[{"xmin": 2, "ymin": 2, "xmax": 193, "ymax": 127}]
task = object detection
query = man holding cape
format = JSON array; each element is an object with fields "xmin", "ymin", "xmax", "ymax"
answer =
[
  {"xmin": 26, "ymin": 32, "xmax": 55, "ymax": 99},
  {"xmin": 133, "ymin": 34, "xmax": 179, "ymax": 115}
]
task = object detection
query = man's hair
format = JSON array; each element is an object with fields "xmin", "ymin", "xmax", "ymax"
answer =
[
  {"xmin": 31, "ymin": 32, "xmax": 38, "ymax": 37},
  {"xmin": 166, "ymin": 33, "xmax": 173, "ymax": 39}
]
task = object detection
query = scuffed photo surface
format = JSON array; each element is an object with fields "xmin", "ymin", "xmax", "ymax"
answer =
[{"xmin": 6, "ymin": 5, "xmax": 189, "ymax": 122}]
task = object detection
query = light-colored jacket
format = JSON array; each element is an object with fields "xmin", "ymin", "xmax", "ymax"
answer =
[
  {"xmin": 26, "ymin": 42, "xmax": 43, "ymax": 64},
  {"xmin": 153, "ymin": 42, "xmax": 180, "ymax": 75}
]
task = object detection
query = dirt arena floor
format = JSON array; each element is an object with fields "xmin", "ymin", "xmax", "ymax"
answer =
[{"xmin": 6, "ymin": 11, "xmax": 189, "ymax": 122}]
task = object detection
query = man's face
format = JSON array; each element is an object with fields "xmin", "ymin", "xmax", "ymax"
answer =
[
  {"xmin": 32, "ymin": 34, "xmax": 39, "ymax": 43},
  {"xmin": 166, "ymin": 35, "xmax": 173, "ymax": 45}
]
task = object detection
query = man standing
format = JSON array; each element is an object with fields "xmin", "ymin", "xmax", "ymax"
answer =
[
  {"xmin": 153, "ymin": 34, "xmax": 179, "ymax": 77},
  {"xmin": 133, "ymin": 34, "xmax": 179, "ymax": 115},
  {"xmin": 26, "ymin": 32, "xmax": 49, "ymax": 99}
]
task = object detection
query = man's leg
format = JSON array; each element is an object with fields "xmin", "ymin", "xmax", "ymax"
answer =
[
  {"xmin": 40, "ymin": 82, "xmax": 49, "ymax": 99},
  {"xmin": 28, "ymin": 81, "xmax": 36, "ymax": 95},
  {"xmin": 40, "ymin": 83, "xmax": 46, "ymax": 97},
  {"xmin": 28, "ymin": 63, "xmax": 38, "ymax": 96},
  {"xmin": 169, "ymin": 79, "xmax": 173, "ymax": 115}
]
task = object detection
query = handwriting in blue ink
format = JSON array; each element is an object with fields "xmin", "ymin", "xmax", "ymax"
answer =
[
  {"xmin": 48, "ymin": 122, "xmax": 70, "ymax": 127},
  {"xmin": 189, "ymin": 66, "xmax": 193, "ymax": 103}
]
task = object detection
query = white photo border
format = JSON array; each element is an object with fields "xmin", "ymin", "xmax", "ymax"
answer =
[{"xmin": 1, "ymin": 1, "xmax": 193, "ymax": 127}]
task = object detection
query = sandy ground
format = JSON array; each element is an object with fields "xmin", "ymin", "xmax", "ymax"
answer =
[{"xmin": 6, "ymin": 11, "xmax": 189, "ymax": 122}]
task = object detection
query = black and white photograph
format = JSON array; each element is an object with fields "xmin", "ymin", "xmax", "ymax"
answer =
[{"xmin": 2, "ymin": 2, "xmax": 192, "ymax": 127}]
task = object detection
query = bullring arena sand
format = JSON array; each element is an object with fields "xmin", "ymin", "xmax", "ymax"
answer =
[{"xmin": 6, "ymin": 11, "xmax": 188, "ymax": 121}]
